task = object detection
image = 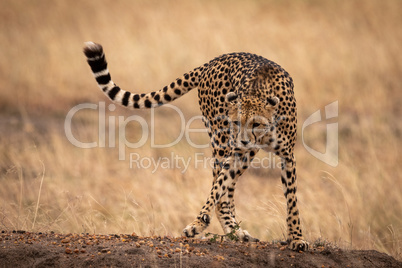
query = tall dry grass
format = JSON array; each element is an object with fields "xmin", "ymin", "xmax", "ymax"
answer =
[{"xmin": 0, "ymin": 0, "xmax": 401, "ymax": 260}]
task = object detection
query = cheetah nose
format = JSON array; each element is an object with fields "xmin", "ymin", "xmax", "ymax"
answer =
[{"xmin": 241, "ymin": 140, "xmax": 250, "ymax": 146}]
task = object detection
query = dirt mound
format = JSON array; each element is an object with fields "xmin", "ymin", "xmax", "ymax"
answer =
[{"xmin": 0, "ymin": 230, "xmax": 400, "ymax": 267}]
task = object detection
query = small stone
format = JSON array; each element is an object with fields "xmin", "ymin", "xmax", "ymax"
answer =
[{"xmin": 215, "ymin": 255, "xmax": 225, "ymax": 261}]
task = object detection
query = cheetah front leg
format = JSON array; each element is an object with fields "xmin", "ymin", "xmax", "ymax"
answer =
[
  {"xmin": 183, "ymin": 151, "xmax": 258, "ymax": 242},
  {"xmin": 214, "ymin": 149, "xmax": 260, "ymax": 242},
  {"xmin": 215, "ymin": 191, "xmax": 259, "ymax": 242},
  {"xmin": 211, "ymin": 156, "xmax": 242, "ymax": 239},
  {"xmin": 183, "ymin": 156, "xmax": 238, "ymax": 238},
  {"xmin": 281, "ymin": 156, "xmax": 309, "ymax": 251}
]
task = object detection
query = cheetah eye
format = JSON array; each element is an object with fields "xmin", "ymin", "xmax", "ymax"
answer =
[{"xmin": 252, "ymin": 123, "xmax": 260, "ymax": 128}]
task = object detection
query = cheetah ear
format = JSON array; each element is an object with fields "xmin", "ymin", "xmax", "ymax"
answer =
[
  {"xmin": 266, "ymin": 96, "xmax": 279, "ymax": 107},
  {"xmin": 225, "ymin": 92, "xmax": 238, "ymax": 105}
]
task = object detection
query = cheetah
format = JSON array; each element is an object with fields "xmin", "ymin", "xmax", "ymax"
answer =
[{"xmin": 83, "ymin": 42, "xmax": 308, "ymax": 251}]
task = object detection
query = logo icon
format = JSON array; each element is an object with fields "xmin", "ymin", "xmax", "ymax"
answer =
[{"xmin": 302, "ymin": 101, "xmax": 338, "ymax": 167}]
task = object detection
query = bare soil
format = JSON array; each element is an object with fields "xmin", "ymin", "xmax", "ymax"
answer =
[{"xmin": 0, "ymin": 230, "xmax": 400, "ymax": 267}]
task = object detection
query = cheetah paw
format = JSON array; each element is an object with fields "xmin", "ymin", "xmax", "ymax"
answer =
[
  {"xmin": 289, "ymin": 239, "xmax": 309, "ymax": 251},
  {"xmin": 235, "ymin": 229, "xmax": 259, "ymax": 242},
  {"xmin": 182, "ymin": 215, "xmax": 210, "ymax": 238}
]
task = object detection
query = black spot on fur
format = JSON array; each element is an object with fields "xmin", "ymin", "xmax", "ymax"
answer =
[{"xmin": 144, "ymin": 99, "xmax": 152, "ymax": 108}]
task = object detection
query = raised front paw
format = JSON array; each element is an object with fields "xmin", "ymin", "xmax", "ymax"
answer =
[
  {"xmin": 289, "ymin": 239, "xmax": 309, "ymax": 251},
  {"xmin": 183, "ymin": 214, "xmax": 210, "ymax": 238}
]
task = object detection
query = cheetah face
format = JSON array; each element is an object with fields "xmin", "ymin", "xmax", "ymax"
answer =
[{"xmin": 225, "ymin": 92, "xmax": 279, "ymax": 149}]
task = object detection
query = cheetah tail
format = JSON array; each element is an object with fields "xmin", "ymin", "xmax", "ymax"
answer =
[{"xmin": 83, "ymin": 42, "xmax": 200, "ymax": 109}]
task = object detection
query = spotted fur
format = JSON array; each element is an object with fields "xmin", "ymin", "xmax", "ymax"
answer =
[{"xmin": 83, "ymin": 42, "xmax": 308, "ymax": 251}]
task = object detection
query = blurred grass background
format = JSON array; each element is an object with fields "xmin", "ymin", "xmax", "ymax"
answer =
[{"xmin": 0, "ymin": 0, "xmax": 401, "ymax": 259}]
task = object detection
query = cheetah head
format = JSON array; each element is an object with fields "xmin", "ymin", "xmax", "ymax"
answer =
[{"xmin": 225, "ymin": 92, "xmax": 279, "ymax": 148}]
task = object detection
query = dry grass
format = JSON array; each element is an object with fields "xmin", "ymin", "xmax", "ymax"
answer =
[{"xmin": 0, "ymin": 0, "xmax": 401, "ymax": 260}]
